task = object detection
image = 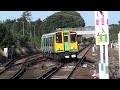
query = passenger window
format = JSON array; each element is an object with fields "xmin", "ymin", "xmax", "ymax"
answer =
[
  {"xmin": 70, "ymin": 32, "xmax": 77, "ymax": 42},
  {"xmin": 43, "ymin": 38, "xmax": 45, "ymax": 46},
  {"xmin": 56, "ymin": 32, "xmax": 62, "ymax": 43},
  {"xmin": 64, "ymin": 36, "xmax": 68, "ymax": 42},
  {"xmin": 46, "ymin": 38, "xmax": 47, "ymax": 46},
  {"xmin": 47, "ymin": 37, "xmax": 50, "ymax": 46},
  {"xmin": 50, "ymin": 37, "xmax": 52, "ymax": 46},
  {"xmin": 53, "ymin": 37, "xmax": 54, "ymax": 47},
  {"xmin": 47, "ymin": 37, "xmax": 49, "ymax": 46},
  {"xmin": 46, "ymin": 38, "xmax": 48, "ymax": 46},
  {"xmin": 45, "ymin": 38, "xmax": 46, "ymax": 47}
]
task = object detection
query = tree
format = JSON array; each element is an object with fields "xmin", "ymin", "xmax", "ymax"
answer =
[
  {"xmin": 109, "ymin": 24, "xmax": 120, "ymax": 42},
  {"xmin": 40, "ymin": 11, "xmax": 85, "ymax": 34},
  {"xmin": 0, "ymin": 23, "xmax": 6, "ymax": 47},
  {"xmin": 0, "ymin": 23, "xmax": 16, "ymax": 48},
  {"xmin": 15, "ymin": 11, "xmax": 33, "ymax": 47},
  {"xmin": 34, "ymin": 18, "xmax": 42, "ymax": 36},
  {"xmin": 21, "ymin": 11, "xmax": 32, "ymax": 22},
  {"xmin": 118, "ymin": 21, "xmax": 120, "ymax": 25},
  {"xmin": 87, "ymin": 37, "xmax": 94, "ymax": 43},
  {"xmin": 82, "ymin": 37, "xmax": 87, "ymax": 45}
]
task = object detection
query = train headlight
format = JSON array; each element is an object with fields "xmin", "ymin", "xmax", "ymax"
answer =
[
  {"xmin": 71, "ymin": 54, "xmax": 76, "ymax": 58},
  {"xmin": 71, "ymin": 47, "xmax": 76, "ymax": 50}
]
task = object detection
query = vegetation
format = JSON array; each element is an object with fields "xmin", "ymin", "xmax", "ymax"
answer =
[
  {"xmin": 0, "ymin": 11, "xmax": 85, "ymax": 51},
  {"xmin": 109, "ymin": 23, "xmax": 120, "ymax": 42},
  {"xmin": 0, "ymin": 11, "xmax": 42, "ymax": 50},
  {"xmin": 1, "ymin": 11, "xmax": 119, "ymax": 51},
  {"xmin": 40, "ymin": 11, "xmax": 85, "ymax": 34}
]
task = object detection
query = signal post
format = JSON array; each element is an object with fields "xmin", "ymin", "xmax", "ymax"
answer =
[{"xmin": 95, "ymin": 11, "xmax": 109, "ymax": 79}]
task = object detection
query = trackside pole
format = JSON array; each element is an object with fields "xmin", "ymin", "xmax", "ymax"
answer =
[
  {"xmin": 99, "ymin": 32, "xmax": 106, "ymax": 79},
  {"xmin": 105, "ymin": 11, "xmax": 109, "ymax": 79},
  {"xmin": 95, "ymin": 11, "xmax": 109, "ymax": 79},
  {"xmin": 105, "ymin": 41, "xmax": 109, "ymax": 79},
  {"xmin": 92, "ymin": 46, "xmax": 95, "ymax": 52},
  {"xmin": 4, "ymin": 48, "xmax": 8, "ymax": 59},
  {"xmin": 111, "ymin": 43, "xmax": 112, "ymax": 48}
]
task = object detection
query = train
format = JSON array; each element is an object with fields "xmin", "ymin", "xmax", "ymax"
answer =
[{"xmin": 41, "ymin": 29, "xmax": 79, "ymax": 60}]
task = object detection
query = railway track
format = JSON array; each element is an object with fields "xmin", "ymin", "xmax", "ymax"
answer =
[
  {"xmin": 109, "ymin": 57, "xmax": 119, "ymax": 79},
  {"xmin": 0, "ymin": 53, "xmax": 46, "ymax": 79},
  {"xmin": 37, "ymin": 45, "xmax": 91, "ymax": 79},
  {"xmin": 1, "ymin": 53, "xmax": 41, "ymax": 69},
  {"xmin": 0, "ymin": 53, "xmax": 40, "ymax": 73},
  {"xmin": 10, "ymin": 58, "xmax": 46, "ymax": 79}
]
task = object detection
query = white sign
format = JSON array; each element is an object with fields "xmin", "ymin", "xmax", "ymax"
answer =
[{"xmin": 95, "ymin": 11, "xmax": 109, "ymax": 45}]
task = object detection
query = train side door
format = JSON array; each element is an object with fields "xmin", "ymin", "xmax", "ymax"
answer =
[{"xmin": 64, "ymin": 32, "xmax": 69, "ymax": 51}]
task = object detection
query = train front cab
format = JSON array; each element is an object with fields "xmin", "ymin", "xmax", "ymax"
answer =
[
  {"xmin": 54, "ymin": 30, "xmax": 78, "ymax": 59},
  {"xmin": 64, "ymin": 30, "xmax": 78, "ymax": 59}
]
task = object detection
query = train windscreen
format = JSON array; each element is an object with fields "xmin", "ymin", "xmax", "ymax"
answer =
[
  {"xmin": 56, "ymin": 32, "xmax": 62, "ymax": 43},
  {"xmin": 70, "ymin": 32, "xmax": 77, "ymax": 42}
]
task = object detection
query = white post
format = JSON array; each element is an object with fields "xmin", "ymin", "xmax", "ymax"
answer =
[
  {"xmin": 99, "ymin": 34, "xmax": 106, "ymax": 79},
  {"xmin": 111, "ymin": 43, "xmax": 112, "ymax": 48},
  {"xmin": 118, "ymin": 32, "xmax": 120, "ymax": 78},
  {"xmin": 95, "ymin": 11, "xmax": 108, "ymax": 79},
  {"xmin": 105, "ymin": 43, "xmax": 109, "ymax": 79},
  {"xmin": 92, "ymin": 47, "xmax": 95, "ymax": 52},
  {"xmin": 4, "ymin": 48, "xmax": 8, "ymax": 58}
]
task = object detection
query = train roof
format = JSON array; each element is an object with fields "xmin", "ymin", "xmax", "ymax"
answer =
[
  {"xmin": 56, "ymin": 28, "xmax": 77, "ymax": 31},
  {"xmin": 42, "ymin": 32, "xmax": 55, "ymax": 37},
  {"xmin": 42, "ymin": 29, "xmax": 77, "ymax": 38}
]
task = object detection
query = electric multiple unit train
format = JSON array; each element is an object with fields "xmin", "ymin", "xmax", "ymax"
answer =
[{"xmin": 41, "ymin": 29, "xmax": 79, "ymax": 60}]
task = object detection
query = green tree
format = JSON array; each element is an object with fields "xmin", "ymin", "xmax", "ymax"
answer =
[
  {"xmin": 21, "ymin": 11, "xmax": 32, "ymax": 22},
  {"xmin": 0, "ymin": 23, "xmax": 6, "ymax": 48},
  {"xmin": 109, "ymin": 24, "xmax": 120, "ymax": 42},
  {"xmin": 118, "ymin": 21, "xmax": 120, "ymax": 25},
  {"xmin": 0, "ymin": 22, "xmax": 16, "ymax": 48},
  {"xmin": 82, "ymin": 37, "xmax": 87, "ymax": 44},
  {"xmin": 40, "ymin": 11, "xmax": 85, "ymax": 34},
  {"xmin": 34, "ymin": 18, "xmax": 42, "ymax": 36},
  {"xmin": 34, "ymin": 18, "xmax": 42, "ymax": 48},
  {"xmin": 87, "ymin": 37, "xmax": 94, "ymax": 43}
]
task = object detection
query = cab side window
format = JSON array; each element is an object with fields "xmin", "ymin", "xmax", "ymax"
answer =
[
  {"xmin": 70, "ymin": 32, "xmax": 77, "ymax": 42},
  {"xmin": 56, "ymin": 32, "xmax": 62, "ymax": 43}
]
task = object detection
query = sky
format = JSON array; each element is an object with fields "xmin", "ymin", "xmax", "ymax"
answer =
[{"xmin": 0, "ymin": 11, "xmax": 120, "ymax": 26}]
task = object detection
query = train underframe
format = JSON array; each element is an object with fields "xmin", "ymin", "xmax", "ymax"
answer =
[{"xmin": 42, "ymin": 51, "xmax": 78, "ymax": 60}]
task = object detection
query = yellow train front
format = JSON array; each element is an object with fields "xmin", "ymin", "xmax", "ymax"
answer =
[{"xmin": 41, "ymin": 29, "xmax": 78, "ymax": 60}]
